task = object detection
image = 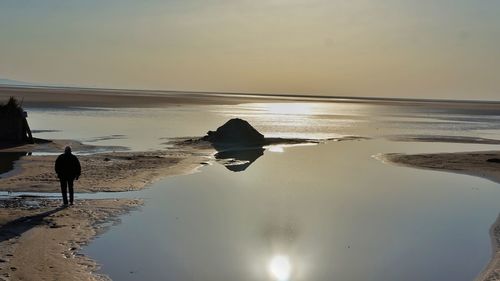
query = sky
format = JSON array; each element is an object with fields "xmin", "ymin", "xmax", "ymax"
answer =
[{"xmin": 1, "ymin": 0, "xmax": 499, "ymax": 100}]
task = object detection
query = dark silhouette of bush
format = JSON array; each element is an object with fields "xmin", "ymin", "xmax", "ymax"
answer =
[{"xmin": 0, "ymin": 97, "xmax": 33, "ymax": 144}]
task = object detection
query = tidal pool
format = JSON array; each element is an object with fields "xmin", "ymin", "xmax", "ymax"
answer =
[{"xmin": 84, "ymin": 140, "xmax": 500, "ymax": 281}]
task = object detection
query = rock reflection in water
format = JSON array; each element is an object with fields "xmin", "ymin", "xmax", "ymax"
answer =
[
  {"xmin": 0, "ymin": 152, "xmax": 30, "ymax": 178},
  {"xmin": 214, "ymin": 146, "xmax": 264, "ymax": 172}
]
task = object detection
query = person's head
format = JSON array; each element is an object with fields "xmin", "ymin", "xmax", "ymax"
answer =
[{"xmin": 64, "ymin": 146, "xmax": 72, "ymax": 154}]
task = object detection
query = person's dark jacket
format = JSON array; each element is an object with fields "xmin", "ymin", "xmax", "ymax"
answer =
[{"xmin": 55, "ymin": 153, "xmax": 81, "ymax": 180}]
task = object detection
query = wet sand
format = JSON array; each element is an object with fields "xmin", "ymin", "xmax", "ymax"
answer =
[
  {"xmin": 475, "ymin": 214, "xmax": 500, "ymax": 281},
  {"xmin": 0, "ymin": 197, "xmax": 141, "ymax": 281},
  {"xmin": 0, "ymin": 138, "xmax": 212, "ymax": 280},
  {"xmin": 386, "ymin": 135, "xmax": 500, "ymax": 145},
  {"xmin": 0, "ymin": 144, "xmax": 211, "ymax": 193},
  {"xmin": 381, "ymin": 151, "xmax": 500, "ymax": 185}
]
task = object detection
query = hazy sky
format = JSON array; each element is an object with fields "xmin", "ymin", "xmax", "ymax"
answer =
[{"xmin": 1, "ymin": 0, "xmax": 499, "ymax": 100}]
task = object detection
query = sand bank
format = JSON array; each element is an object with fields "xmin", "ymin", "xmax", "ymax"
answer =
[
  {"xmin": 386, "ymin": 135, "xmax": 500, "ymax": 145},
  {"xmin": 0, "ymin": 139, "xmax": 212, "ymax": 193},
  {"xmin": 0, "ymin": 197, "xmax": 141, "ymax": 281},
  {"xmin": 381, "ymin": 151, "xmax": 500, "ymax": 184}
]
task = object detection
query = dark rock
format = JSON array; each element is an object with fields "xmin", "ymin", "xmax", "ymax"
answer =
[
  {"xmin": 202, "ymin": 118, "xmax": 264, "ymax": 145},
  {"xmin": 487, "ymin": 158, "xmax": 500, "ymax": 163}
]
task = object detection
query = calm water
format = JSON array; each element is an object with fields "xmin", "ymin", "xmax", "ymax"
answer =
[
  {"xmin": 16, "ymin": 100, "xmax": 500, "ymax": 280},
  {"xmin": 83, "ymin": 141, "xmax": 500, "ymax": 281}
]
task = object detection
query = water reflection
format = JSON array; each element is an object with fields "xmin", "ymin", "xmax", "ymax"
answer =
[
  {"xmin": 213, "ymin": 144, "xmax": 313, "ymax": 172},
  {"xmin": 214, "ymin": 148, "xmax": 264, "ymax": 172},
  {"xmin": 0, "ymin": 152, "xmax": 31, "ymax": 177},
  {"xmin": 269, "ymin": 255, "xmax": 292, "ymax": 281},
  {"xmin": 213, "ymin": 144, "xmax": 265, "ymax": 172}
]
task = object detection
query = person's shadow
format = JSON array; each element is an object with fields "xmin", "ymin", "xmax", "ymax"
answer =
[
  {"xmin": 212, "ymin": 143, "xmax": 265, "ymax": 172},
  {"xmin": 0, "ymin": 205, "xmax": 67, "ymax": 243}
]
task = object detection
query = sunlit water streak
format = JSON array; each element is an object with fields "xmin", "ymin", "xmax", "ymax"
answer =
[
  {"xmin": 24, "ymin": 101, "xmax": 500, "ymax": 152},
  {"xmin": 269, "ymin": 255, "xmax": 292, "ymax": 281}
]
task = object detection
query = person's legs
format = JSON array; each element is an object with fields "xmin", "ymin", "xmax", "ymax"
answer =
[
  {"xmin": 60, "ymin": 178, "xmax": 68, "ymax": 205},
  {"xmin": 68, "ymin": 180, "xmax": 74, "ymax": 205}
]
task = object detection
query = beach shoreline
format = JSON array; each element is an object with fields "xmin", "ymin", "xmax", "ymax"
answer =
[
  {"xmin": 0, "ymin": 137, "xmax": 215, "ymax": 280},
  {"xmin": 0, "ymin": 197, "xmax": 142, "ymax": 281},
  {"xmin": 0, "ymin": 145, "xmax": 212, "ymax": 193},
  {"xmin": 475, "ymin": 214, "xmax": 500, "ymax": 281}
]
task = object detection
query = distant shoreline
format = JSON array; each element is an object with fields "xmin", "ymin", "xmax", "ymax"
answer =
[{"xmin": 3, "ymin": 84, "xmax": 500, "ymax": 108}]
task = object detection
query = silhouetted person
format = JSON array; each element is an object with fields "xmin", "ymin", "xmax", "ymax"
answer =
[{"xmin": 55, "ymin": 146, "xmax": 81, "ymax": 205}]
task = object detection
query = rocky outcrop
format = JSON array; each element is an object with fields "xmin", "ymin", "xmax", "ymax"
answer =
[{"xmin": 202, "ymin": 118, "xmax": 265, "ymax": 145}]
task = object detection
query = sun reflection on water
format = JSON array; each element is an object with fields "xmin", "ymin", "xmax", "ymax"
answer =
[
  {"xmin": 268, "ymin": 146, "xmax": 285, "ymax": 153},
  {"xmin": 268, "ymin": 255, "xmax": 292, "ymax": 281}
]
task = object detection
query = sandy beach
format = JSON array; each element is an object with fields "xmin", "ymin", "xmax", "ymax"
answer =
[
  {"xmin": 0, "ymin": 198, "xmax": 141, "ymax": 281},
  {"xmin": 0, "ymin": 140, "xmax": 212, "ymax": 193},
  {"xmin": 0, "ymin": 138, "xmax": 214, "ymax": 280}
]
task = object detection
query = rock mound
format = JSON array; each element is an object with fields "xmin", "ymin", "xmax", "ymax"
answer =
[{"xmin": 202, "ymin": 118, "xmax": 264, "ymax": 144}]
